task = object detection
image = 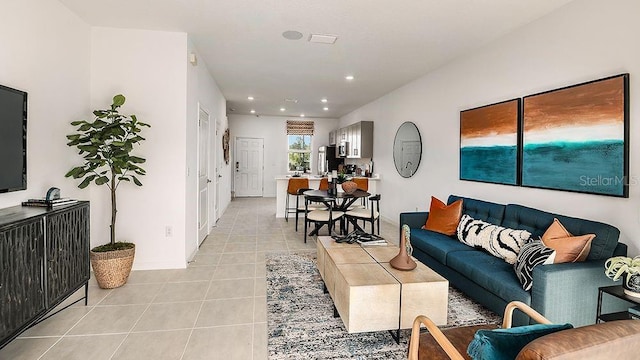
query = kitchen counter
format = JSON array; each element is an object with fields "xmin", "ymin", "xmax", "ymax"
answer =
[{"xmin": 275, "ymin": 175, "xmax": 380, "ymax": 218}]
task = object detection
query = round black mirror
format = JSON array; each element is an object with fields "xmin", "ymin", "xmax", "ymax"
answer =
[{"xmin": 393, "ymin": 122, "xmax": 422, "ymax": 178}]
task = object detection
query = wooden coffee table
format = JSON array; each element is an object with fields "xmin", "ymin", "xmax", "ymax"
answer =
[{"xmin": 316, "ymin": 236, "xmax": 448, "ymax": 341}]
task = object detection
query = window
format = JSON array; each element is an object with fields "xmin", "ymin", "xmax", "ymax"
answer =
[
  {"xmin": 286, "ymin": 120, "xmax": 314, "ymax": 172},
  {"xmin": 288, "ymin": 135, "xmax": 312, "ymax": 171}
]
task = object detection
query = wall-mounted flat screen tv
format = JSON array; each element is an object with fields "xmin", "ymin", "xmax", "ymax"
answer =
[{"xmin": 0, "ymin": 84, "xmax": 27, "ymax": 193}]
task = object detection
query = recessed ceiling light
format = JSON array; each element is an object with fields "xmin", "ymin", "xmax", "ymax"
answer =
[
  {"xmin": 280, "ymin": 107, "xmax": 286, "ymax": 112},
  {"xmin": 247, "ymin": 96, "xmax": 254, "ymax": 101},
  {"xmin": 345, "ymin": 75, "xmax": 354, "ymax": 81},
  {"xmin": 321, "ymin": 98, "xmax": 328, "ymax": 103},
  {"xmin": 309, "ymin": 34, "xmax": 338, "ymax": 44},
  {"xmin": 300, "ymin": 114, "xmax": 305, "ymax": 117},
  {"xmin": 250, "ymin": 110, "xmax": 256, "ymax": 114},
  {"xmin": 323, "ymin": 107, "xmax": 329, "ymax": 111},
  {"xmin": 282, "ymin": 30, "xmax": 303, "ymax": 40}
]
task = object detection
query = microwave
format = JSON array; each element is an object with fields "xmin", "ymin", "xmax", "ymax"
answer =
[{"xmin": 338, "ymin": 141, "xmax": 348, "ymax": 157}]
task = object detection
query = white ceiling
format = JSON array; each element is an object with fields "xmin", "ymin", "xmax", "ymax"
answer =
[{"xmin": 58, "ymin": 0, "xmax": 573, "ymax": 119}]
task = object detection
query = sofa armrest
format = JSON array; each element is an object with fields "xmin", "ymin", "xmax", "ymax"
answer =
[
  {"xmin": 400, "ymin": 212, "xmax": 429, "ymax": 229},
  {"xmin": 531, "ymin": 260, "xmax": 618, "ymax": 327}
]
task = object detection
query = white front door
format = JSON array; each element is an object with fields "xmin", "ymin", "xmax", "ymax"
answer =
[
  {"xmin": 235, "ymin": 137, "xmax": 264, "ymax": 197},
  {"xmin": 197, "ymin": 107, "xmax": 210, "ymax": 245}
]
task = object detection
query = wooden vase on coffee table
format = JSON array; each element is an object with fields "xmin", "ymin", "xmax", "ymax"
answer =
[{"xmin": 390, "ymin": 224, "xmax": 417, "ymax": 271}]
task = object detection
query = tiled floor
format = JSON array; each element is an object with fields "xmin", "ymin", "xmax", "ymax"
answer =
[{"xmin": 0, "ymin": 197, "xmax": 398, "ymax": 360}]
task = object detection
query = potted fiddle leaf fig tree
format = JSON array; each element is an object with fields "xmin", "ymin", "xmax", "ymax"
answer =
[{"xmin": 65, "ymin": 94, "xmax": 150, "ymax": 289}]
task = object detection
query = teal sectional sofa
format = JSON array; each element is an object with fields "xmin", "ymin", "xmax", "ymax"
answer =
[{"xmin": 400, "ymin": 195, "xmax": 626, "ymax": 326}]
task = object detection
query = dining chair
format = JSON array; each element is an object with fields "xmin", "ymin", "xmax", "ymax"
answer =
[
  {"xmin": 345, "ymin": 194, "xmax": 380, "ymax": 235},
  {"xmin": 351, "ymin": 177, "xmax": 369, "ymax": 208},
  {"xmin": 304, "ymin": 195, "xmax": 344, "ymax": 243},
  {"xmin": 285, "ymin": 177, "xmax": 309, "ymax": 222}
]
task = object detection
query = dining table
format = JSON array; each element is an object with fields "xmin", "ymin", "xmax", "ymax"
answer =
[{"xmin": 302, "ymin": 189, "xmax": 371, "ymax": 235}]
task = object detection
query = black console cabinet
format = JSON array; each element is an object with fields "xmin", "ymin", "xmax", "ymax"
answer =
[{"xmin": 0, "ymin": 202, "xmax": 89, "ymax": 349}]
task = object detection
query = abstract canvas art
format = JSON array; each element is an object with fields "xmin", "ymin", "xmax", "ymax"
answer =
[
  {"xmin": 522, "ymin": 74, "xmax": 629, "ymax": 197},
  {"xmin": 460, "ymin": 99, "xmax": 520, "ymax": 185}
]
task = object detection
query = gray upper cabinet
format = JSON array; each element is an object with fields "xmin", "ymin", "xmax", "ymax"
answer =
[
  {"xmin": 329, "ymin": 130, "xmax": 337, "ymax": 146},
  {"xmin": 333, "ymin": 121, "xmax": 373, "ymax": 159}
]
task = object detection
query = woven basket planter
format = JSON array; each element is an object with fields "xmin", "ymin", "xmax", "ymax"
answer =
[{"xmin": 90, "ymin": 245, "xmax": 135, "ymax": 289}]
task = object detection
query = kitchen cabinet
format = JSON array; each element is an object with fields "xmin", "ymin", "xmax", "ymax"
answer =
[{"xmin": 329, "ymin": 130, "xmax": 337, "ymax": 146}]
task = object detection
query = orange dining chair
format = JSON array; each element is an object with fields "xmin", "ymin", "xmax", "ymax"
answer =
[
  {"xmin": 352, "ymin": 178, "xmax": 369, "ymax": 208},
  {"xmin": 285, "ymin": 177, "xmax": 309, "ymax": 226},
  {"xmin": 319, "ymin": 177, "xmax": 329, "ymax": 191}
]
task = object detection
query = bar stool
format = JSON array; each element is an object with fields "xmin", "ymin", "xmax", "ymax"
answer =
[
  {"xmin": 319, "ymin": 177, "xmax": 329, "ymax": 191},
  {"xmin": 285, "ymin": 177, "xmax": 309, "ymax": 223}
]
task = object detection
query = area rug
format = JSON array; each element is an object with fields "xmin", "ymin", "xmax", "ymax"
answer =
[{"xmin": 266, "ymin": 252, "xmax": 501, "ymax": 359}]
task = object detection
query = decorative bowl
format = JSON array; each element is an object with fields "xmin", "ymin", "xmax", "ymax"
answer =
[{"xmin": 341, "ymin": 181, "xmax": 358, "ymax": 194}]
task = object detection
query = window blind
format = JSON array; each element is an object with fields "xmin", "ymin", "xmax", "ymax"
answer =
[{"xmin": 286, "ymin": 120, "xmax": 314, "ymax": 135}]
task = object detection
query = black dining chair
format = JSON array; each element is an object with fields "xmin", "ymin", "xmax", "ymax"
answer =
[
  {"xmin": 304, "ymin": 195, "xmax": 344, "ymax": 243},
  {"xmin": 345, "ymin": 194, "xmax": 381, "ymax": 235}
]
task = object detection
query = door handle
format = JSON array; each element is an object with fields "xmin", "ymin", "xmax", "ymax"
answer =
[
  {"xmin": 218, "ymin": 174, "xmax": 222, "ymax": 178},
  {"xmin": 207, "ymin": 179, "xmax": 212, "ymax": 183}
]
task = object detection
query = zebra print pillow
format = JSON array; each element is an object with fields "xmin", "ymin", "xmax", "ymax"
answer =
[
  {"xmin": 514, "ymin": 240, "xmax": 556, "ymax": 290},
  {"xmin": 456, "ymin": 214, "xmax": 531, "ymax": 264}
]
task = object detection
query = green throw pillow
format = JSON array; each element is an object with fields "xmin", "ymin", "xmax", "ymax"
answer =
[{"xmin": 467, "ymin": 323, "xmax": 573, "ymax": 360}]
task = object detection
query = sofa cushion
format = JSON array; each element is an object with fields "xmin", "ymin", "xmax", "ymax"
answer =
[
  {"xmin": 423, "ymin": 196, "xmax": 463, "ymax": 236},
  {"xmin": 468, "ymin": 323, "xmax": 573, "ymax": 360},
  {"xmin": 541, "ymin": 218, "xmax": 595, "ymax": 263},
  {"xmin": 410, "ymin": 228, "xmax": 474, "ymax": 264},
  {"xmin": 513, "ymin": 240, "xmax": 556, "ymax": 291},
  {"xmin": 449, "ymin": 195, "xmax": 505, "ymax": 225},
  {"xmin": 502, "ymin": 204, "xmax": 619, "ymax": 260},
  {"xmin": 457, "ymin": 215, "xmax": 531, "ymax": 264},
  {"xmin": 447, "ymin": 251, "xmax": 531, "ymax": 304}
]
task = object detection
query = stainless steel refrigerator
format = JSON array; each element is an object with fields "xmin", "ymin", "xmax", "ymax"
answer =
[{"xmin": 318, "ymin": 146, "xmax": 344, "ymax": 174}]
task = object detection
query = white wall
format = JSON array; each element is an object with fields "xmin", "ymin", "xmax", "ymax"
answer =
[
  {"xmin": 340, "ymin": 0, "xmax": 640, "ymax": 254},
  {"xmin": 0, "ymin": 0, "xmax": 90, "ymax": 208},
  {"xmin": 91, "ymin": 27, "xmax": 188, "ymax": 269},
  {"xmin": 186, "ymin": 38, "xmax": 229, "ymax": 261},
  {"xmin": 228, "ymin": 115, "xmax": 339, "ymax": 197}
]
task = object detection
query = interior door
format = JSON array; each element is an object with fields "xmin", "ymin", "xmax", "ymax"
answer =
[
  {"xmin": 214, "ymin": 118, "xmax": 221, "ymax": 224},
  {"xmin": 197, "ymin": 107, "xmax": 210, "ymax": 245},
  {"xmin": 235, "ymin": 137, "xmax": 264, "ymax": 197}
]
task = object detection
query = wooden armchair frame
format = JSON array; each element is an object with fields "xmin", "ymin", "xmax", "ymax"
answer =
[{"xmin": 408, "ymin": 301, "xmax": 551, "ymax": 360}]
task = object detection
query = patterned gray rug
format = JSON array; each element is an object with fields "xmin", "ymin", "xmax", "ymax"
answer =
[{"xmin": 266, "ymin": 252, "xmax": 501, "ymax": 359}]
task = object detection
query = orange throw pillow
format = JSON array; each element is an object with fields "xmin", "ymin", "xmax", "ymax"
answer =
[
  {"xmin": 422, "ymin": 197, "xmax": 463, "ymax": 236},
  {"xmin": 541, "ymin": 218, "xmax": 595, "ymax": 263}
]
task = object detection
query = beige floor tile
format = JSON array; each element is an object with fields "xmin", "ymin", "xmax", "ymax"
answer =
[
  {"xmin": 68, "ymin": 305, "xmax": 147, "ymax": 335},
  {"xmin": 206, "ymin": 278, "xmax": 255, "ymax": 300},
  {"xmin": 189, "ymin": 254, "xmax": 221, "ymax": 267},
  {"xmin": 166, "ymin": 266, "xmax": 216, "ymax": 282},
  {"xmin": 111, "ymin": 330, "xmax": 191, "ymax": 360},
  {"xmin": 126, "ymin": 269, "xmax": 174, "ymax": 284},
  {"xmin": 254, "ymin": 296, "xmax": 267, "ymax": 322},
  {"xmin": 253, "ymin": 322, "xmax": 268, "ymax": 360},
  {"xmin": 231, "ymin": 227, "xmax": 258, "ymax": 236},
  {"xmin": 257, "ymin": 233, "xmax": 286, "ymax": 242},
  {"xmin": 183, "ymin": 325, "xmax": 253, "ymax": 360},
  {"xmin": 0, "ymin": 337, "xmax": 60, "ymax": 360},
  {"xmin": 224, "ymin": 242, "xmax": 258, "ymax": 253},
  {"xmin": 99, "ymin": 283, "xmax": 164, "ymax": 305},
  {"xmin": 133, "ymin": 302, "xmax": 202, "ymax": 331},
  {"xmin": 40, "ymin": 334, "xmax": 126, "ymax": 360},
  {"xmin": 195, "ymin": 298, "xmax": 254, "ymax": 327},
  {"xmin": 257, "ymin": 241, "xmax": 288, "ymax": 251},
  {"xmin": 21, "ymin": 306, "xmax": 92, "ymax": 337},
  {"xmin": 219, "ymin": 252, "xmax": 257, "ymax": 265},
  {"xmin": 213, "ymin": 263, "xmax": 256, "ymax": 280},
  {"xmin": 153, "ymin": 281, "xmax": 209, "ymax": 303},
  {"xmin": 227, "ymin": 235, "xmax": 257, "ymax": 243},
  {"xmin": 255, "ymin": 263, "xmax": 266, "ymax": 278},
  {"xmin": 254, "ymin": 277, "xmax": 266, "ymax": 296}
]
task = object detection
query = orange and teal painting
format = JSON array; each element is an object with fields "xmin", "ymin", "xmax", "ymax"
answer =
[
  {"xmin": 460, "ymin": 99, "xmax": 520, "ymax": 185},
  {"xmin": 522, "ymin": 74, "xmax": 628, "ymax": 197}
]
